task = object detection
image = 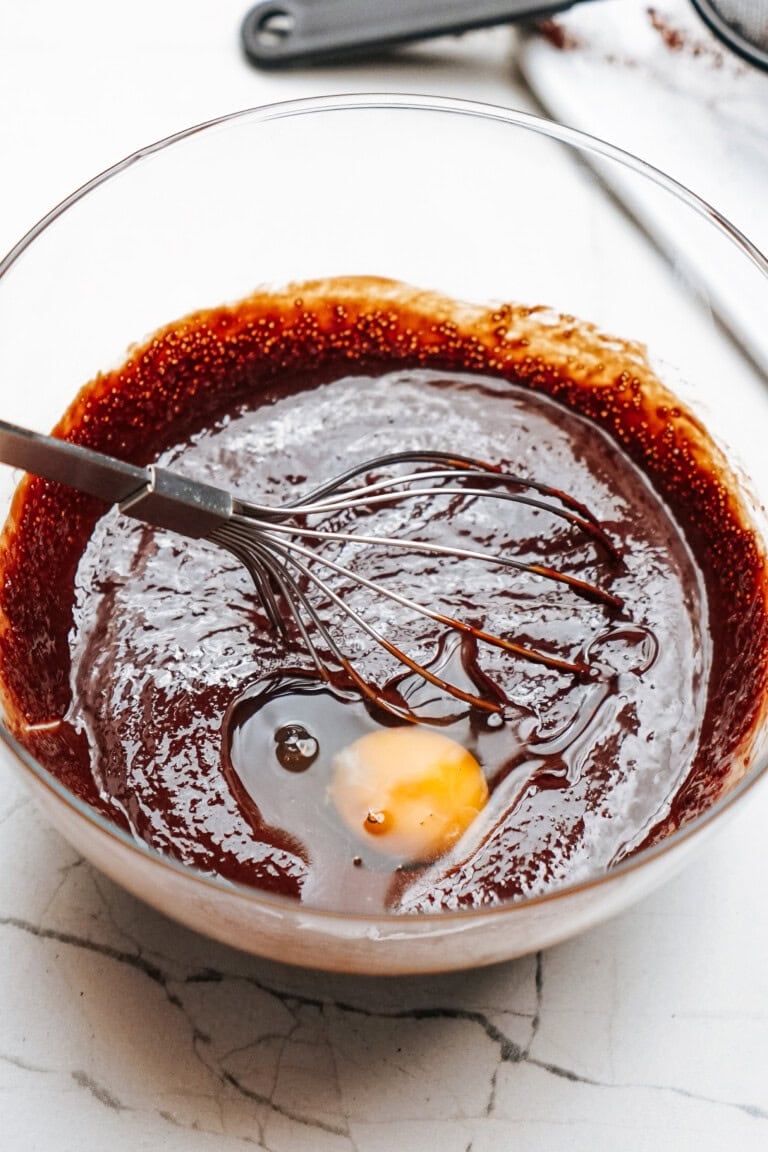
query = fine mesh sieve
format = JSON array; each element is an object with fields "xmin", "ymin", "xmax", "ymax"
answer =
[{"xmin": 690, "ymin": 0, "xmax": 768, "ymax": 67}]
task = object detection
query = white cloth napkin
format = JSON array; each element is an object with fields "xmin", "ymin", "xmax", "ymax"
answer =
[{"xmin": 520, "ymin": 0, "xmax": 768, "ymax": 370}]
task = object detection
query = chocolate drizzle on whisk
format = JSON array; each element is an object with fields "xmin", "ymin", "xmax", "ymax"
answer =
[{"xmin": 209, "ymin": 450, "xmax": 625, "ymax": 722}]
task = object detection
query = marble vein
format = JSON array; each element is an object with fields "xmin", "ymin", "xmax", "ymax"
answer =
[
  {"xmin": 39, "ymin": 856, "xmax": 87, "ymax": 920},
  {"xmin": 72, "ymin": 1070, "xmax": 127, "ymax": 1112},
  {"xmin": 0, "ymin": 793, "xmax": 29, "ymax": 828},
  {"xmin": 0, "ymin": 1051, "xmax": 50, "ymax": 1075},
  {"xmin": 2, "ymin": 912, "xmax": 766, "ymax": 1137},
  {"xmin": 222, "ymin": 1068, "xmax": 349, "ymax": 1139}
]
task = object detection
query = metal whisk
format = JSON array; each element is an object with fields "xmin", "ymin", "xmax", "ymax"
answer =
[{"xmin": 0, "ymin": 420, "xmax": 623, "ymax": 721}]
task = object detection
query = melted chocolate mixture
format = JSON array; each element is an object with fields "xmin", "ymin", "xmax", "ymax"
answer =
[{"xmin": 1, "ymin": 278, "xmax": 767, "ymax": 913}]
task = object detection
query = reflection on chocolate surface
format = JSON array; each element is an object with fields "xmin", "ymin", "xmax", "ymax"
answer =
[{"xmin": 1, "ymin": 278, "xmax": 766, "ymax": 913}]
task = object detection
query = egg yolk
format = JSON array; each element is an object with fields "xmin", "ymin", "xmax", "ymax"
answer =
[{"xmin": 330, "ymin": 728, "xmax": 489, "ymax": 863}]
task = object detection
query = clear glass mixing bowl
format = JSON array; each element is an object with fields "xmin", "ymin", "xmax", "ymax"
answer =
[{"xmin": 1, "ymin": 94, "xmax": 766, "ymax": 974}]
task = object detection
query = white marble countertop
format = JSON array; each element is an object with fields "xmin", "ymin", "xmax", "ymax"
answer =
[{"xmin": 1, "ymin": 3, "xmax": 767, "ymax": 1148}]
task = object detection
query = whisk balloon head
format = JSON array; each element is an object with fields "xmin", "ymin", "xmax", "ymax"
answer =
[{"xmin": 208, "ymin": 451, "xmax": 626, "ymax": 723}]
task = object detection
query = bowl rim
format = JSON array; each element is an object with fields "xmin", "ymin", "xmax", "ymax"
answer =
[{"xmin": 1, "ymin": 91, "xmax": 767, "ymax": 927}]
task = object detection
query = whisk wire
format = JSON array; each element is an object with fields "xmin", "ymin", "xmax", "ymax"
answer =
[
  {"xmin": 215, "ymin": 522, "xmax": 508, "ymax": 720},
  {"xmin": 210, "ymin": 469, "xmax": 603, "ymax": 716},
  {"xmin": 241, "ymin": 514, "xmax": 623, "ymax": 609},
  {"xmin": 291, "ymin": 479, "xmax": 612, "ymax": 550}
]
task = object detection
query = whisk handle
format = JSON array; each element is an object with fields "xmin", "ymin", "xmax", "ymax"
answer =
[
  {"xmin": 0, "ymin": 418, "xmax": 147, "ymax": 503},
  {"xmin": 0, "ymin": 418, "xmax": 232, "ymax": 539},
  {"xmin": 120, "ymin": 467, "xmax": 233, "ymax": 538}
]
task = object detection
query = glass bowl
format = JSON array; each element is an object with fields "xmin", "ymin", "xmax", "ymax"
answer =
[{"xmin": 1, "ymin": 94, "xmax": 767, "ymax": 975}]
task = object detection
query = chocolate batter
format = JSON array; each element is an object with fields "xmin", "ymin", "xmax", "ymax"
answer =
[{"xmin": 1, "ymin": 278, "xmax": 766, "ymax": 914}]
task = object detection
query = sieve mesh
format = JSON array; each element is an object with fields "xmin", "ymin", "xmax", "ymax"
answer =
[{"xmin": 692, "ymin": 0, "xmax": 768, "ymax": 65}]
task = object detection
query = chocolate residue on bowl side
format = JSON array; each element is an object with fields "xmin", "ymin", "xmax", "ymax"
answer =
[{"xmin": 1, "ymin": 277, "xmax": 767, "ymax": 912}]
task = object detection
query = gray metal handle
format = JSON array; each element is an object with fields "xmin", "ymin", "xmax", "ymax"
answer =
[
  {"xmin": 0, "ymin": 418, "xmax": 148, "ymax": 503},
  {"xmin": 0, "ymin": 418, "xmax": 232, "ymax": 539},
  {"xmin": 242, "ymin": 0, "xmax": 580, "ymax": 67}
]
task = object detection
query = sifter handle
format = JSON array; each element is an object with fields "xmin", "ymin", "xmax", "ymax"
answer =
[{"xmin": 241, "ymin": 0, "xmax": 581, "ymax": 68}]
